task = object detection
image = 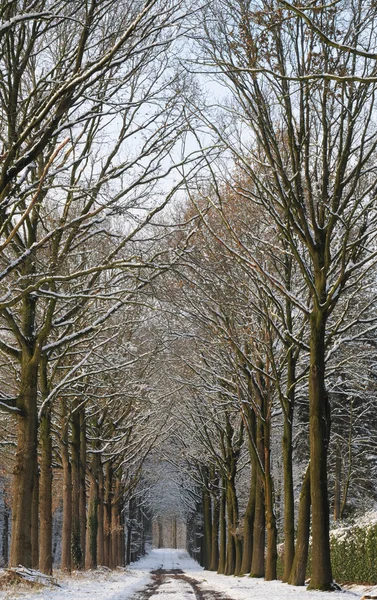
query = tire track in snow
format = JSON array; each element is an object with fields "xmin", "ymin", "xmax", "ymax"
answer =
[{"xmin": 131, "ymin": 568, "xmax": 232, "ymax": 599}]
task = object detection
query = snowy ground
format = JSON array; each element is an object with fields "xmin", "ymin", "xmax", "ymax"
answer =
[{"xmin": 0, "ymin": 549, "xmax": 372, "ymax": 600}]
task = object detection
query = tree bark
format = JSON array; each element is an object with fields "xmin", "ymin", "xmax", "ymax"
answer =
[
  {"xmin": 39, "ymin": 408, "xmax": 53, "ymax": 574},
  {"xmin": 79, "ymin": 410, "xmax": 87, "ymax": 565},
  {"xmin": 111, "ymin": 478, "xmax": 122, "ymax": 567},
  {"xmin": 288, "ymin": 464, "xmax": 311, "ymax": 586},
  {"xmin": 251, "ymin": 413, "xmax": 265, "ymax": 578},
  {"xmin": 202, "ymin": 477, "xmax": 212, "ymax": 569},
  {"xmin": 97, "ymin": 464, "xmax": 105, "ymax": 565},
  {"xmin": 264, "ymin": 417, "xmax": 277, "ymax": 581},
  {"xmin": 118, "ymin": 510, "xmax": 125, "ymax": 567},
  {"xmin": 61, "ymin": 404, "xmax": 72, "ymax": 573},
  {"xmin": 126, "ymin": 523, "xmax": 132, "ymax": 565},
  {"xmin": 250, "ymin": 471, "xmax": 265, "ymax": 577},
  {"xmin": 225, "ymin": 478, "xmax": 242, "ymax": 576},
  {"xmin": 85, "ymin": 454, "xmax": 99, "ymax": 569},
  {"xmin": 31, "ymin": 467, "xmax": 39, "ymax": 569},
  {"xmin": 217, "ymin": 482, "xmax": 226, "ymax": 574},
  {"xmin": 39, "ymin": 358, "xmax": 53, "ymax": 575},
  {"xmin": 308, "ymin": 310, "xmax": 333, "ymax": 590},
  {"xmin": 282, "ymin": 357, "xmax": 296, "ymax": 581},
  {"xmin": 224, "ymin": 416, "xmax": 242, "ymax": 577},
  {"xmin": 241, "ymin": 442, "xmax": 257, "ymax": 575},
  {"xmin": 209, "ymin": 489, "xmax": 219, "ymax": 571},
  {"xmin": 157, "ymin": 516, "xmax": 163, "ymax": 549},
  {"xmin": 104, "ymin": 463, "xmax": 113, "ymax": 567},
  {"xmin": 225, "ymin": 480, "xmax": 236, "ymax": 576},
  {"xmin": 231, "ymin": 484, "xmax": 242, "ymax": 576},
  {"xmin": 10, "ymin": 357, "xmax": 39, "ymax": 568},
  {"xmin": 71, "ymin": 405, "xmax": 83, "ymax": 569}
]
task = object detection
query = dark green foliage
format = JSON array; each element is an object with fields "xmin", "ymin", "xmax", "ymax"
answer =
[
  {"xmin": 305, "ymin": 522, "xmax": 377, "ymax": 585},
  {"xmin": 330, "ymin": 522, "xmax": 377, "ymax": 585}
]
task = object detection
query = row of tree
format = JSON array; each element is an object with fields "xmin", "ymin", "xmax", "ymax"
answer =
[
  {"xmin": 140, "ymin": 0, "xmax": 377, "ymax": 589},
  {"xmin": 0, "ymin": 0, "xmax": 199, "ymax": 574},
  {"xmin": 161, "ymin": 184, "xmax": 377, "ymax": 585},
  {"xmin": 1, "ymin": 0, "xmax": 377, "ymax": 592},
  {"xmin": 180, "ymin": 0, "xmax": 377, "ymax": 589}
]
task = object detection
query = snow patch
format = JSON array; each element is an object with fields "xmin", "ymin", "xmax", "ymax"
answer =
[{"xmin": 0, "ymin": 549, "xmax": 372, "ymax": 600}]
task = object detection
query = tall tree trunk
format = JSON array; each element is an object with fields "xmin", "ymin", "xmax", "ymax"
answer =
[
  {"xmin": 209, "ymin": 490, "xmax": 219, "ymax": 571},
  {"xmin": 241, "ymin": 442, "xmax": 257, "ymax": 575},
  {"xmin": 217, "ymin": 482, "xmax": 226, "ymax": 574},
  {"xmin": 282, "ymin": 359, "xmax": 296, "ymax": 581},
  {"xmin": 126, "ymin": 523, "xmax": 132, "ymax": 565},
  {"xmin": 39, "ymin": 409, "xmax": 53, "ymax": 574},
  {"xmin": 282, "ymin": 415, "xmax": 295, "ymax": 580},
  {"xmin": 225, "ymin": 479, "xmax": 242, "ymax": 576},
  {"xmin": 224, "ymin": 416, "xmax": 243, "ymax": 577},
  {"xmin": 71, "ymin": 406, "xmax": 83, "ymax": 569},
  {"xmin": 97, "ymin": 464, "xmax": 105, "ymax": 565},
  {"xmin": 118, "ymin": 510, "xmax": 124, "ymax": 567},
  {"xmin": 79, "ymin": 410, "xmax": 87, "ymax": 565},
  {"xmin": 308, "ymin": 310, "xmax": 332, "ymax": 590},
  {"xmin": 157, "ymin": 516, "xmax": 163, "ymax": 549},
  {"xmin": 233, "ymin": 488, "xmax": 242, "ymax": 576},
  {"xmin": 251, "ymin": 415, "xmax": 265, "ymax": 578},
  {"xmin": 250, "ymin": 475, "xmax": 265, "ymax": 578},
  {"xmin": 111, "ymin": 478, "xmax": 122, "ymax": 567},
  {"xmin": 224, "ymin": 480, "xmax": 236, "ymax": 576},
  {"xmin": 104, "ymin": 463, "xmax": 113, "ymax": 567},
  {"xmin": 39, "ymin": 357, "xmax": 53, "ymax": 575},
  {"xmin": 202, "ymin": 478, "xmax": 212, "ymax": 569},
  {"xmin": 61, "ymin": 405, "xmax": 72, "ymax": 573},
  {"xmin": 129, "ymin": 498, "xmax": 135, "ymax": 562},
  {"xmin": 31, "ymin": 467, "xmax": 39, "ymax": 569},
  {"xmin": 264, "ymin": 417, "xmax": 277, "ymax": 581},
  {"xmin": 85, "ymin": 454, "xmax": 99, "ymax": 569},
  {"xmin": 282, "ymin": 256, "xmax": 296, "ymax": 581},
  {"xmin": 111, "ymin": 498, "xmax": 117, "ymax": 568},
  {"xmin": 10, "ymin": 357, "xmax": 39, "ymax": 568},
  {"xmin": 288, "ymin": 464, "xmax": 311, "ymax": 586}
]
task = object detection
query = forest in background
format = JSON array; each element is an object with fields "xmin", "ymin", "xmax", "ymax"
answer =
[{"xmin": 1, "ymin": 0, "xmax": 377, "ymax": 592}]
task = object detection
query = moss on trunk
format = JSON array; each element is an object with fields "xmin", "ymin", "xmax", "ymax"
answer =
[{"xmin": 288, "ymin": 464, "xmax": 310, "ymax": 585}]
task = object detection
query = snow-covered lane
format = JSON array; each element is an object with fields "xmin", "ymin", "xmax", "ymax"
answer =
[
  {"xmin": 132, "ymin": 548, "xmax": 200, "ymax": 571},
  {"xmin": 0, "ymin": 550, "xmax": 201, "ymax": 600},
  {"xmin": 147, "ymin": 576, "xmax": 194, "ymax": 599},
  {"xmin": 131, "ymin": 550, "xmax": 364, "ymax": 600},
  {"xmin": 1, "ymin": 548, "xmax": 370, "ymax": 600},
  {"xmin": 135, "ymin": 571, "xmax": 198, "ymax": 599}
]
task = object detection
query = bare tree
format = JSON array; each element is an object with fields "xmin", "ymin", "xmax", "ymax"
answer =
[
  {"xmin": 0, "ymin": 0, "xmax": 201, "ymax": 569},
  {"xmin": 191, "ymin": 0, "xmax": 377, "ymax": 588}
]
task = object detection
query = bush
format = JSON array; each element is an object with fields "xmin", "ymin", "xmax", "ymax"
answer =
[
  {"xmin": 273, "ymin": 520, "xmax": 377, "ymax": 585},
  {"xmin": 330, "ymin": 521, "xmax": 377, "ymax": 584}
]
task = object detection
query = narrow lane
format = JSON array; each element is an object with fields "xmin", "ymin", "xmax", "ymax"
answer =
[{"xmin": 132, "ymin": 568, "xmax": 232, "ymax": 599}]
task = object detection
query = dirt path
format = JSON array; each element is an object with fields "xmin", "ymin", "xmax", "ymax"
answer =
[{"xmin": 132, "ymin": 568, "xmax": 232, "ymax": 600}]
